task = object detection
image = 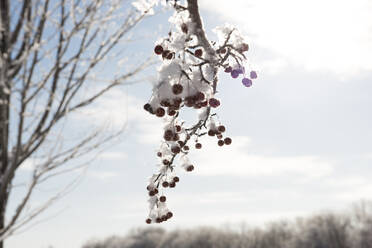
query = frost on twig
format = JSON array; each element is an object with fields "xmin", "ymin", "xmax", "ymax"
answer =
[{"xmin": 143, "ymin": 0, "xmax": 258, "ymax": 224}]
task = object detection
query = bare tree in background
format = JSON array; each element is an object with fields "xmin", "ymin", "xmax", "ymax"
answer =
[{"xmin": 0, "ymin": 0, "xmax": 153, "ymax": 245}]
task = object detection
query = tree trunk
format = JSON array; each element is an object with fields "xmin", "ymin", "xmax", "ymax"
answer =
[{"xmin": 0, "ymin": 0, "xmax": 10, "ymax": 247}]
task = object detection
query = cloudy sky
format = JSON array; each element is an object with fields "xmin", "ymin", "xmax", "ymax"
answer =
[{"xmin": 7, "ymin": 0, "xmax": 372, "ymax": 247}]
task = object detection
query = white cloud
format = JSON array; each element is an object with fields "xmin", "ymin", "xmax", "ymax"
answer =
[
  {"xmin": 192, "ymin": 136, "xmax": 333, "ymax": 178},
  {"xmin": 201, "ymin": 0, "xmax": 372, "ymax": 77},
  {"xmin": 71, "ymin": 89, "xmax": 162, "ymax": 145},
  {"xmin": 88, "ymin": 171, "xmax": 118, "ymax": 181},
  {"xmin": 99, "ymin": 151, "xmax": 128, "ymax": 160}
]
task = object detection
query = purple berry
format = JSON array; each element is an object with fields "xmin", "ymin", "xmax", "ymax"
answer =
[
  {"xmin": 242, "ymin": 78, "xmax": 252, "ymax": 87},
  {"xmin": 250, "ymin": 70, "xmax": 257, "ymax": 79},
  {"xmin": 231, "ymin": 70, "xmax": 239, "ymax": 78}
]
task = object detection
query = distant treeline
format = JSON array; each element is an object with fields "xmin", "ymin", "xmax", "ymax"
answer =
[{"xmin": 83, "ymin": 201, "xmax": 372, "ymax": 248}]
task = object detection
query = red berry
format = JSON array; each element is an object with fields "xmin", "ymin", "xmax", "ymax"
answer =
[
  {"xmin": 169, "ymin": 182, "xmax": 176, "ymax": 188},
  {"xmin": 217, "ymin": 134, "xmax": 223, "ymax": 139},
  {"xmin": 156, "ymin": 107, "xmax": 165, "ymax": 117},
  {"xmin": 195, "ymin": 143, "xmax": 202, "ymax": 149},
  {"xmin": 209, "ymin": 98, "xmax": 220, "ymax": 108},
  {"xmin": 196, "ymin": 92, "xmax": 205, "ymax": 101},
  {"xmin": 186, "ymin": 165, "xmax": 194, "ymax": 171},
  {"xmin": 162, "ymin": 50, "xmax": 170, "ymax": 59},
  {"xmin": 224, "ymin": 66, "xmax": 232, "ymax": 73},
  {"xmin": 146, "ymin": 218, "xmax": 152, "ymax": 224},
  {"xmin": 160, "ymin": 99, "xmax": 170, "ymax": 107},
  {"xmin": 154, "ymin": 188, "xmax": 158, "ymax": 194},
  {"xmin": 181, "ymin": 23, "xmax": 188, "ymax": 33},
  {"xmin": 175, "ymin": 125, "xmax": 182, "ymax": 132},
  {"xmin": 172, "ymin": 133, "xmax": 180, "ymax": 141},
  {"xmin": 171, "ymin": 146, "xmax": 181, "ymax": 154},
  {"xmin": 178, "ymin": 140, "xmax": 184, "ymax": 147},
  {"xmin": 149, "ymin": 191, "xmax": 155, "ymax": 196},
  {"xmin": 154, "ymin": 45, "xmax": 163, "ymax": 55},
  {"xmin": 159, "ymin": 196, "xmax": 166, "ymax": 202},
  {"xmin": 224, "ymin": 137, "xmax": 232, "ymax": 145},
  {"xmin": 183, "ymin": 145, "xmax": 189, "ymax": 151},
  {"xmin": 220, "ymin": 48, "xmax": 226, "ymax": 54},
  {"xmin": 163, "ymin": 159, "xmax": 170, "ymax": 165},
  {"xmin": 156, "ymin": 217, "xmax": 162, "ymax": 223},
  {"xmin": 166, "ymin": 212, "xmax": 173, "ymax": 219},
  {"xmin": 166, "ymin": 52, "xmax": 174, "ymax": 60},
  {"xmin": 241, "ymin": 43, "xmax": 249, "ymax": 52},
  {"xmin": 172, "ymin": 84, "xmax": 183, "ymax": 95},
  {"xmin": 162, "ymin": 181, "xmax": 169, "ymax": 188},
  {"xmin": 157, "ymin": 152, "xmax": 162, "ymax": 157},
  {"xmin": 195, "ymin": 49, "xmax": 203, "ymax": 57},
  {"xmin": 217, "ymin": 125, "xmax": 226, "ymax": 132},
  {"xmin": 218, "ymin": 140, "xmax": 224, "ymax": 146},
  {"xmin": 143, "ymin": 103, "xmax": 151, "ymax": 111},
  {"xmin": 208, "ymin": 130, "xmax": 215, "ymax": 136},
  {"xmin": 173, "ymin": 176, "xmax": 179, "ymax": 182},
  {"xmin": 167, "ymin": 108, "xmax": 176, "ymax": 116}
]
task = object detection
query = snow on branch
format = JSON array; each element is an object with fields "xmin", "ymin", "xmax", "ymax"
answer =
[{"xmin": 143, "ymin": 0, "xmax": 258, "ymax": 224}]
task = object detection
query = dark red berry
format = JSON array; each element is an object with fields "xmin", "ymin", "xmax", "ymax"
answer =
[
  {"xmin": 162, "ymin": 50, "xmax": 170, "ymax": 59},
  {"xmin": 161, "ymin": 215, "xmax": 167, "ymax": 221},
  {"xmin": 218, "ymin": 125, "xmax": 226, "ymax": 132},
  {"xmin": 169, "ymin": 182, "xmax": 176, "ymax": 188},
  {"xmin": 157, "ymin": 152, "xmax": 162, "ymax": 157},
  {"xmin": 186, "ymin": 165, "xmax": 194, "ymax": 171},
  {"xmin": 224, "ymin": 137, "xmax": 232, "ymax": 145},
  {"xmin": 195, "ymin": 49, "xmax": 203, "ymax": 57},
  {"xmin": 175, "ymin": 125, "xmax": 182, "ymax": 132},
  {"xmin": 208, "ymin": 130, "xmax": 215, "ymax": 136},
  {"xmin": 209, "ymin": 98, "xmax": 220, "ymax": 108},
  {"xmin": 166, "ymin": 212, "xmax": 173, "ymax": 219},
  {"xmin": 178, "ymin": 140, "xmax": 184, "ymax": 147},
  {"xmin": 160, "ymin": 99, "xmax": 170, "ymax": 107},
  {"xmin": 167, "ymin": 108, "xmax": 176, "ymax": 116},
  {"xmin": 159, "ymin": 196, "xmax": 166, "ymax": 202},
  {"xmin": 154, "ymin": 188, "xmax": 158, "ymax": 194},
  {"xmin": 172, "ymin": 84, "xmax": 183, "ymax": 95},
  {"xmin": 241, "ymin": 43, "xmax": 249, "ymax": 52},
  {"xmin": 218, "ymin": 140, "xmax": 224, "ymax": 146},
  {"xmin": 144, "ymin": 103, "xmax": 152, "ymax": 112},
  {"xmin": 149, "ymin": 191, "xmax": 155, "ymax": 196},
  {"xmin": 224, "ymin": 66, "xmax": 232, "ymax": 73},
  {"xmin": 173, "ymin": 176, "xmax": 179, "ymax": 182},
  {"xmin": 195, "ymin": 143, "xmax": 202, "ymax": 149},
  {"xmin": 154, "ymin": 45, "xmax": 163, "ymax": 55},
  {"xmin": 181, "ymin": 23, "xmax": 188, "ymax": 33},
  {"xmin": 163, "ymin": 159, "xmax": 170, "ymax": 165},
  {"xmin": 156, "ymin": 217, "xmax": 162, "ymax": 223},
  {"xmin": 171, "ymin": 146, "xmax": 181, "ymax": 154},
  {"xmin": 156, "ymin": 107, "xmax": 165, "ymax": 117},
  {"xmin": 217, "ymin": 134, "xmax": 223, "ymax": 139},
  {"xmin": 201, "ymin": 101, "xmax": 208, "ymax": 107},
  {"xmin": 220, "ymin": 48, "xmax": 226, "ymax": 54},
  {"xmin": 196, "ymin": 92, "xmax": 205, "ymax": 101},
  {"xmin": 166, "ymin": 52, "xmax": 174, "ymax": 60},
  {"xmin": 146, "ymin": 218, "xmax": 152, "ymax": 224},
  {"xmin": 162, "ymin": 181, "xmax": 169, "ymax": 188},
  {"xmin": 172, "ymin": 133, "xmax": 180, "ymax": 141},
  {"xmin": 183, "ymin": 145, "xmax": 189, "ymax": 151}
]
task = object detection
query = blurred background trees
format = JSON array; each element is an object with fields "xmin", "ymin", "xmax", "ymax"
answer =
[{"xmin": 83, "ymin": 201, "xmax": 372, "ymax": 248}]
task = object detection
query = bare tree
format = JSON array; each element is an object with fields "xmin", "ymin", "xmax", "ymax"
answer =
[{"xmin": 0, "ymin": 0, "xmax": 153, "ymax": 245}]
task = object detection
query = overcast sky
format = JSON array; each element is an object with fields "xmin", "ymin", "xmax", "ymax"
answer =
[{"xmin": 7, "ymin": 0, "xmax": 372, "ymax": 247}]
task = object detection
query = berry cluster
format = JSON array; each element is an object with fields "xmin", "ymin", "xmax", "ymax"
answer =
[
  {"xmin": 143, "ymin": 0, "xmax": 256, "ymax": 224},
  {"xmin": 225, "ymin": 65, "xmax": 258, "ymax": 88}
]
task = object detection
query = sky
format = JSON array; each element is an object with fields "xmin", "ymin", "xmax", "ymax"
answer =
[{"xmin": 6, "ymin": 0, "xmax": 372, "ymax": 247}]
